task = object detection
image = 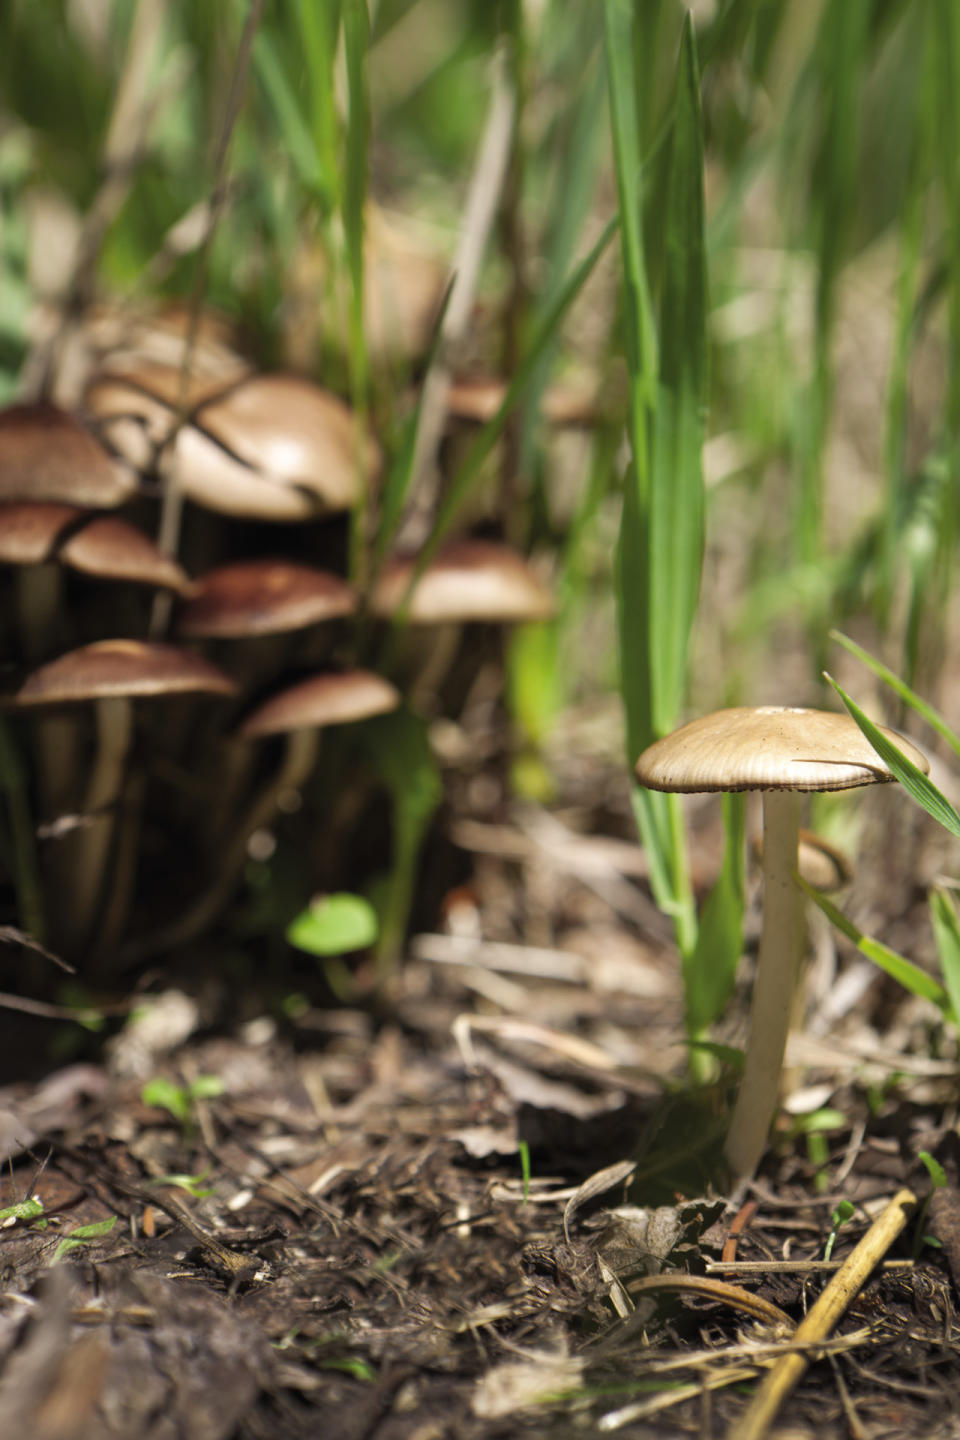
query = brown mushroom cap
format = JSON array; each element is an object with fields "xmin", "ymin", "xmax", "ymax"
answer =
[
  {"xmin": 8, "ymin": 639, "xmax": 237, "ymax": 706},
  {"xmin": 0, "ymin": 501, "xmax": 190, "ymax": 592},
  {"xmin": 176, "ymin": 559, "xmax": 356, "ymax": 638},
  {"xmin": 0, "ymin": 403, "xmax": 136, "ymax": 507},
  {"xmin": 238, "ymin": 670, "xmax": 401, "ymax": 738},
  {"xmin": 635, "ymin": 706, "xmax": 930, "ymax": 794},
  {"xmin": 446, "ymin": 375, "xmax": 600, "ymax": 428},
  {"xmin": 371, "ymin": 540, "xmax": 554, "ymax": 624},
  {"xmin": 86, "ymin": 367, "xmax": 376, "ymax": 521}
]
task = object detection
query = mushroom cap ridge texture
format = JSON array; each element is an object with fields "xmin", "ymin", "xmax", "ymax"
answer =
[{"xmin": 635, "ymin": 706, "xmax": 930, "ymax": 794}]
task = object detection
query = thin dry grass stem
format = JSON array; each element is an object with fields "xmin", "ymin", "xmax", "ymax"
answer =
[
  {"xmin": 150, "ymin": 0, "xmax": 265, "ymax": 637},
  {"xmin": 626, "ymin": 1273, "xmax": 793, "ymax": 1329},
  {"xmin": 397, "ymin": 44, "xmax": 516, "ymax": 551},
  {"xmin": 24, "ymin": 0, "xmax": 169, "ymax": 402},
  {"xmin": 452, "ymin": 1013, "xmax": 618, "ymax": 1073},
  {"xmin": 730, "ymin": 1186, "xmax": 917, "ymax": 1440}
]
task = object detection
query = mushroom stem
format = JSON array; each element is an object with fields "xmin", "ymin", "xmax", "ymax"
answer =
[
  {"xmin": 68, "ymin": 696, "xmax": 133, "ymax": 943},
  {"xmin": 724, "ymin": 789, "xmax": 805, "ymax": 1183},
  {"xmin": 120, "ymin": 727, "xmax": 321, "ymax": 962}
]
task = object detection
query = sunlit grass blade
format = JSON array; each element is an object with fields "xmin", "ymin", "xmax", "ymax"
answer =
[
  {"xmin": 251, "ymin": 28, "xmax": 321, "ymax": 194},
  {"xmin": 684, "ymin": 794, "xmax": 745, "ymax": 1036},
  {"xmin": 929, "ymin": 887, "xmax": 960, "ymax": 1028},
  {"xmin": 830, "ymin": 630, "xmax": 960, "ymax": 759},
  {"xmin": 800, "ymin": 878, "xmax": 953, "ymax": 1018},
  {"xmin": 409, "ymin": 213, "xmax": 618, "ymax": 599},
  {"xmin": 649, "ymin": 14, "xmax": 706, "ymax": 737},
  {"xmin": 342, "ymin": 0, "xmax": 371, "ymax": 588},
  {"xmin": 294, "ymin": 0, "xmax": 341, "ymax": 206},
  {"xmin": 824, "ymin": 672, "xmax": 960, "ymax": 840}
]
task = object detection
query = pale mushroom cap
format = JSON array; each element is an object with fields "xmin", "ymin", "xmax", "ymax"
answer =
[
  {"xmin": 238, "ymin": 670, "xmax": 401, "ymax": 737},
  {"xmin": 635, "ymin": 706, "xmax": 930, "ymax": 794},
  {"xmin": 176, "ymin": 559, "xmax": 356, "ymax": 638},
  {"xmin": 9, "ymin": 640, "xmax": 237, "ymax": 706},
  {"xmin": 371, "ymin": 540, "xmax": 554, "ymax": 624},
  {"xmin": 192, "ymin": 374, "xmax": 377, "ymax": 516},
  {"xmin": 446, "ymin": 375, "xmax": 600, "ymax": 428},
  {"xmin": 0, "ymin": 501, "xmax": 190, "ymax": 592},
  {"xmin": 86, "ymin": 368, "xmax": 375, "ymax": 521},
  {"xmin": 0, "ymin": 403, "xmax": 136, "ymax": 508}
]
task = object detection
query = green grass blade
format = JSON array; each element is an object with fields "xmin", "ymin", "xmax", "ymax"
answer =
[
  {"xmin": 830, "ymin": 630, "xmax": 960, "ymax": 759},
  {"xmin": 412, "ymin": 214, "xmax": 618, "ymax": 590},
  {"xmin": 684, "ymin": 793, "xmax": 745, "ymax": 1035},
  {"xmin": 649, "ymin": 14, "xmax": 706, "ymax": 736},
  {"xmin": 825, "ymin": 672, "xmax": 960, "ymax": 839},
  {"xmin": 251, "ymin": 28, "xmax": 321, "ymax": 194},
  {"xmin": 929, "ymin": 887, "xmax": 960, "ymax": 1027},
  {"xmin": 294, "ymin": 0, "xmax": 341, "ymax": 206},
  {"xmin": 341, "ymin": 0, "xmax": 371, "ymax": 588},
  {"xmin": 800, "ymin": 879, "xmax": 951, "ymax": 1015}
]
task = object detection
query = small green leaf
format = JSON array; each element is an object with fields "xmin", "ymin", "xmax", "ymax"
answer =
[
  {"xmin": 286, "ymin": 892, "xmax": 379, "ymax": 957},
  {"xmin": 51, "ymin": 1215, "xmax": 117, "ymax": 1263},
  {"xmin": 918, "ymin": 1150, "xmax": 947, "ymax": 1189},
  {"xmin": 0, "ymin": 1197, "xmax": 44, "ymax": 1225},
  {"xmin": 141, "ymin": 1078, "xmax": 191, "ymax": 1125}
]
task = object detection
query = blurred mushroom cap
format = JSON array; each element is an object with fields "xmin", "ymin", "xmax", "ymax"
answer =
[
  {"xmin": 0, "ymin": 501, "xmax": 190, "ymax": 592},
  {"xmin": 371, "ymin": 539, "xmax": 554, "ymax": 624},
  {"xmin": 86, "ymin": 367, "xmax": 376, "ymax": 521},
  {"xmin": 238, "ymin": 670, "xmax": 401, "ymax": 737},
  {"xmin": 9, "ymin": 640, "xmax": 237, "ymax": 706},
  {"xmin": 177, "ymin": 559, "xmax": 356, "ymax": 638},
  {"xmin": 0, "ymin": 403, "xmax": 136, "ymax": 508}
]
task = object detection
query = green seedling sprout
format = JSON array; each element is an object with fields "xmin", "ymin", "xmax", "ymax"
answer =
[
  {"xmin": 51, "ymin": 1215, "xmax": 117, "ymax": 1264},
  {"xmin": 823, "ymin": 1200, "xmax": 856, "ymax": 1262},
  {"xmin": 913, "ymin": 1151, "xmax": 947, "ymax": 1259},
  {"xmin": 141, "ymin": 1075, "xmax": 225, "ymax": 1134}
]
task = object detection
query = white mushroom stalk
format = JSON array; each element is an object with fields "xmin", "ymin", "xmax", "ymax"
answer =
[{"xmin": 723, "ymin": 789, "xmax": 804, "ymax": 1182}]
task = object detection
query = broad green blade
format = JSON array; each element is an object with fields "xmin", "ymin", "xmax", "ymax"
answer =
[
  {"xmin": 684, "ymin": 793, "xmax": 745, "ymax": 1035},
  {"xmin": 929, "ymin": 888, "xmax": 960, "ymax": 1028},
  {"xmin": 801, "ymin": 879, "xmax": 951, "ymax": 1015},
  {"xmin": 650, "ymin": 16, "xmax": 706, "ymax": 734},
  {"xmin": 825, "ymin": 673, "xmax": 960, "ymax": 840}
]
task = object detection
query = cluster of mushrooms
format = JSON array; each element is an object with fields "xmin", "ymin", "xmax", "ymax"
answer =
[{"xmin": 0, "ymin": 332, "xmax": 554, "ymax": 967}]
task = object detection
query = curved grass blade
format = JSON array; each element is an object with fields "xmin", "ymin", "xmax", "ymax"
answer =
[
  {"xmin": 824, "ymin": 672, "xmax": 960, "ymax": 840},
  {"xmin": 829, "ymin": 630, "xmax": 960, "ymax": 760},
  {"xmin": 799, "ymin": 877, "xmax": 952, "ymax": 1017}
]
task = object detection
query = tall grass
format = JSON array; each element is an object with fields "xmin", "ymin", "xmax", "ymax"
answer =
[{"xmin": 2, "ymin": 2, "xmax": 960, "ymax": 1021}]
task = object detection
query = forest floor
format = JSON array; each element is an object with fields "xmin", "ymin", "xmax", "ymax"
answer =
[{"xmin": 1, "ymin": 727, "xmax": 959, "ymax": 1440}]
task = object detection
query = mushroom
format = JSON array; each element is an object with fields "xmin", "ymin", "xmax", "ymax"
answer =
[
  {"xmin": 371, "ymin": 538, "xmax": 554, "ymax": 712},
  {"xmin": 634, "ymin": 705, "xmax": 929, "ymax": 1183},
  {"xmin": 175, "ymin": 558, "xmax": 359, "ymax": 841},
  {"xmin": 0, "ymin": 402, "xmax": 136, "ymax": 509},
  {"xmin": 175, "ymin": 558, "xmax": 355, "ymax": 639},
  {"xmin": 121, "ymin": 669, "xmax": 401, "ymax": 961},
  {"xmin": 7, "ymin": 640, "xmax": 236, "ymax": 946},
  {"xmin": 371, "ymin": 539, "xmax": 554, "ymax": 624},
  {"xmin": 0, "ymin": 501, "xmax": 190, "ymax": 596},
  {"xmin": 85, "ymin": 366, "xmax": 378, "ymax": 521}
]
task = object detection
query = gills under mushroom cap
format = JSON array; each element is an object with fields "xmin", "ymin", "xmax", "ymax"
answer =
[{"xmin": 635, "ymin": 706, "xmax": 929, "ymax": 794}]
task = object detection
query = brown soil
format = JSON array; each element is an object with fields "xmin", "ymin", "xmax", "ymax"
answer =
[{"xmin": 1, "ymin": 781, "xmax": 960, "ymax": 1440}]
